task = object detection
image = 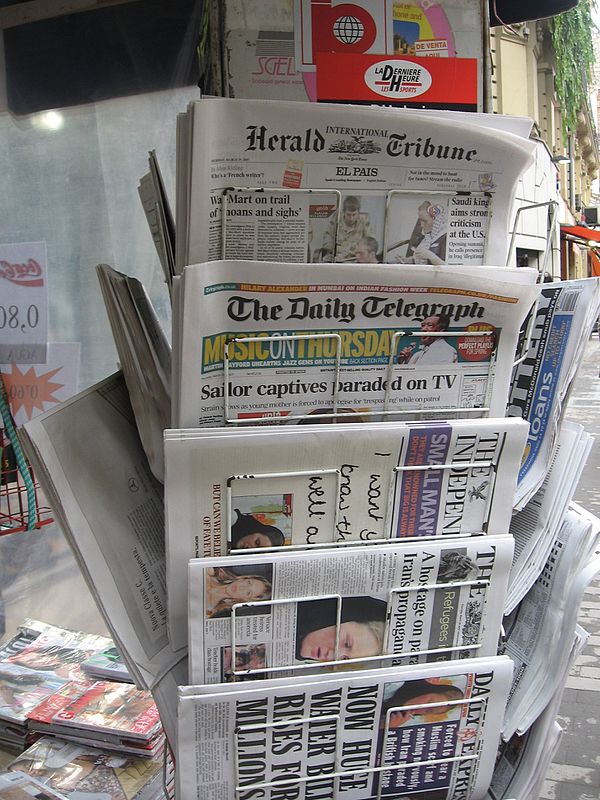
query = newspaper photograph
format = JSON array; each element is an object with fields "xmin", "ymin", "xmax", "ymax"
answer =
[
  {"xmin": 177, "ymin": 656, "xmax": 513, "ymax": 800},
  {"xmin": 165, "ymin": 417, "xmax": 528, "ymax": 649},
  {"xmin": 174, "ymin": 260, "xmax": 539, "ymax": 429},
  {"xmin": 221, "ymin": 188, "xmax": 491, "ymax": 267},
  {"xmin": 385, "ymin": 191, "xmax": 490, "ymax": 266},
  {"xmin": 508, "ymin": 277, "xmax": 600, "ymax": 509},
  {"xmin": 188, "ymin": 535, "xmax": 513, "ymax": 684},
  {"xmin": 176, "ymin": 97, "xmax": 536, "ymax": 269}
]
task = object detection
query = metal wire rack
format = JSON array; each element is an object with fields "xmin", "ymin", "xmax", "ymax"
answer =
[{"xmin": 0, "ymin": 378, "xmax": 53, "ymax": 535}]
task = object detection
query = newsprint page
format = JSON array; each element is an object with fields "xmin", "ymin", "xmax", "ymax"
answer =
[
  {"xmin": 176, "ymin": 98, "xmax": 536, "ymax": 269},
  {"xmin": 188, "ymin": 535, "xmax": 513, "ymax": 683},
  {"xmin": 174, "ymin": 261, "xmax": 539, "ymax": 428},
  {"xmin": 177, "ymin": 656, "xmax": 513, "ymax": 800},
  {"xmin": 165, "ymin": 418, "xmax": 528, "ymax": 650}
]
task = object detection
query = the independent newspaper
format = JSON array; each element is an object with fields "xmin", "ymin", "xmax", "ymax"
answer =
[
  {"xmin": 164, "ymin": 417, "xmax": 528, "ymax": 650},
  {"xmin": 173, "ymin": 260, "xmax": 539, "ymax": 428}
]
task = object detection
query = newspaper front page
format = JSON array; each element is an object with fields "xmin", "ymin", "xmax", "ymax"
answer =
[
  {"xmin": 188, "ymin": 535, "xmax": 513, "ymax": 684},
  {"xmin": 177, "ymin": 656, "xmax": 513, "ymax": 800},
  {"xmin": 509, "ymin": 277, "xmax": 600, "ymax": 509},
  {"xmin": 174, "ymin": 260, "xmax": 539, "ymax": 428},
  {"xmin": 19, "ymin": 373, "xmax": 182, "ymax": 690},
  {"xmin": 165, "ymin": 418, "xmax": 527, "ymax": 650},
  {"xmin": 176, "ymin": 98, "xmax": 536, "ymax": 270}
]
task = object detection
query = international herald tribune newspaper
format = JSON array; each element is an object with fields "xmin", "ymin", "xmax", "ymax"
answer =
[
  {"xmin": 174, "ymin": 261, "xmax": 539, "ymax": 428},
  {"xmin": 177, "ymin": 98, "xmax": 536, "ymax": 270},
  {"xmin": 188, "ymin": 536, "xmax": 513, "ymax": 684},
  {"xmin": 177, "ymin": 657, "xmax": 513, "ymax": 800}
]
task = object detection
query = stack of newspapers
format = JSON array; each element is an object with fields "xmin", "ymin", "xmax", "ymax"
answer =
[{"xmin": 16, "ymin": 97, "xmax": 600, "ymax": 800}]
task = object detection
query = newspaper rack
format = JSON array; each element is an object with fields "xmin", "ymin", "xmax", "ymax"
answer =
[
  {"xmin": 232, "ymin": 696, "xmax": 485, "ymax": 800},
  {"xmin": 506, "ymin": 200, "xmax": 558, "ymax": 274},
  {"xmin": 229, "ymin": 577, "xmax": 489, "ymax": 678},
  {"xmin": 223, "ymin": 326, "xmax": 498, "ymax": 425},
  {"xmin": 225, "ymin": 452, "xmax": 497, "ymax": 554}
]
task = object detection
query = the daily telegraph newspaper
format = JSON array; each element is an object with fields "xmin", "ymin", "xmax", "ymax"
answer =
[
  {"xmin": 19, "ymin": 373, "xmax": 183, "ymax": 690},
  {"xmin": 188, "ymin": 535, "xmax": 513, "ymax": 684},
  {"xmin": 165, "ymin": 418, "xmax": 528, "ymax": 650},
  {"xmin": 509, "ymin": 277, "xmax": 600, "ymax": 510},
  {"xmin": 175, "ymin": 98, "xmax": 536, "ymax": 270},
  {"xmin": 177, "ymin": 656, "xmax": 513, "ymax": 800},
  {"xmin": 173, "ymin": 261, "xmax": 539, "ymax": 428}
]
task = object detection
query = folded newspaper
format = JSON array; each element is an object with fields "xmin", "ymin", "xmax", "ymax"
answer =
[
  {"xmin": 96, "ymin": 264, "xmax": 172, "ymax": 483},
  {"xmin": 509, "ymin": 277, "xmax": 600, "ymax": 510},
  {"xmin": 177, "ymin": 656, "xmax": 513, "ymax": 800},
  {"xmin": 188, "ymin": 535, "xmax": 513, "ymax": 684},
  {"xmin": 165, "ymin": 417, "xmax": 528, "ymax": 650},
  {"xmin": 505, "ymin": 421, "xmax": 592, "ymax": 614},
  {"xmin": 487, "ymin": 625, "xmax": 587, "ymax": 800},
  {"xmin": 19, "ymin": 373, "xmax": 183, "ymax": 690},
  {"xmin": 173, "ymin": 260, "xmax": 539, "ymax": 428},
  {"xmin": 502, "ymin": 504, "xmax": 600, "ymax": 739},
  {"xmin": 175, "ymin": 97, "xmax": 536, "ymax": 269}
]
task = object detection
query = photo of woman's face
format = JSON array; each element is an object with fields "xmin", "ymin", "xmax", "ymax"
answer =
[
  {"xmin": 389, "ymin": 692, "xmax": 454, "ymax": 727},
  {"xmin": 234, "ymin": 532, "xmax": 273, "ymax": 549},
  {"xmin": 300, "ymin": 621, "xmax": 381, "ymax": 661},
  {"xmin": 228, "ymin": 577, "xmax": 269, "ymax": 602}
]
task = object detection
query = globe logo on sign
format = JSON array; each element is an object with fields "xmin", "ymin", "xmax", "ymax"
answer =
[{"xmin": 333, "ymin": 15, "xmax": 364, "ymax": 45}]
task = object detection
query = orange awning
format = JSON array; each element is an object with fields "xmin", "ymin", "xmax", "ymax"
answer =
[
  {"xmin": 561, "ymin": 225, "xmax": 600, "ymax": 243},
  {"xmin": 590, "ymin": 250, "xmax": 600, "ymax": 277}
]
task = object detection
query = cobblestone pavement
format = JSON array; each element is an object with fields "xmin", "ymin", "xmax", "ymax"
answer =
[{"xmin": 543, "ymin": 335, "xmax": 600, "ymax": 800}]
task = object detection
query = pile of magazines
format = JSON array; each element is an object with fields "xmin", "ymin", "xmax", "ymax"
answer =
[
  {"xmin": 0, "ymin": 620, "xmax": 165, "ymax": 800},
  {"xmin": 15, "ymin": 96, "xmax": 600, "ymax": 800}
]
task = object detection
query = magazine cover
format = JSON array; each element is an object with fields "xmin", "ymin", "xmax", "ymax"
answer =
[
  {"xmin": 81, "ymin": 646, "xmax": 133, "ymax": 683},
  {"xmin": 178, "ymin": 656, "xmax": 513, "ymax": 800},
  {"xmin": 0, "ymin": 770, "xmax": 68, "ymax": 799},
  {"xmin": 188, "ymin": 535, "xmax": 513, "ymax": 683},
  {"xmin": 9, "ymin": 736, "xmax": 164, "ymax": 800},
  {"xmin": 0, "ymin": 662, "xmax": 69, "ymax": 725},
  {"xmin": 4, "ymin": 632, "xmax": 112, "ymax": 684},
  {"xmin": 50, "ymin": 682, "xmax": 162, "ymax": 741}
]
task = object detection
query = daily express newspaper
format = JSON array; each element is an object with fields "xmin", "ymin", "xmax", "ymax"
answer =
[
  {"xmin": 177, "ymin": 656, "xmax": 513, "ymax": 800},
  {"xmin": 165, "ymin": 418, "xmax": 528, "ymax": 650},
  {"xmin": 188, "ymin": 535, "xmax": 513, "ymax": 684},
  {"xmin": 174, "ymin": 261, "xmax": 539, "ymax": 428},
  {"xmin": 176, "ymin": 98, "xmax": 536, "ymax": 270},
  {"xmin": 508, "ymin": 277, "xmax": 600, "ymax": 510}
]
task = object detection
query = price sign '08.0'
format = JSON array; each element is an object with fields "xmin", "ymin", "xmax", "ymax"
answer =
[{"xmin": 0, "ymin": 242, "xmax": 49, "ymax": 366}]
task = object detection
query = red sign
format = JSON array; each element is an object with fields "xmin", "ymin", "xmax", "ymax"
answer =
[{"xmin": 316, "ymin": 52, "xmax": 478, "ymax": 110}]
